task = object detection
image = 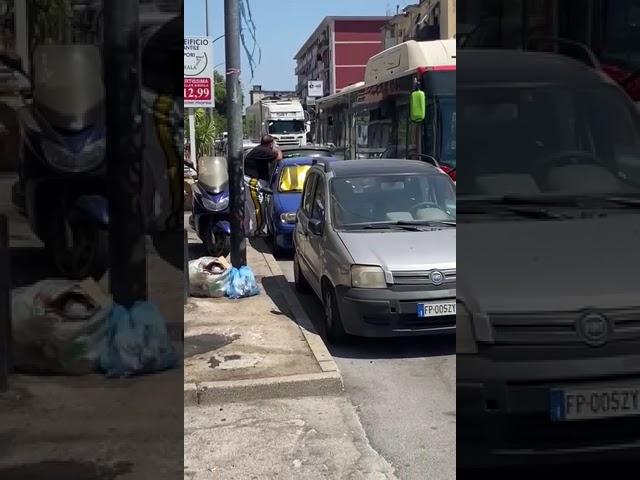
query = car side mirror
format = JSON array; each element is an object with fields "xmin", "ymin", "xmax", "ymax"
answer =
[{"xmin": 308, "ymin": 218, "xmax": 323, "ymax": 236}]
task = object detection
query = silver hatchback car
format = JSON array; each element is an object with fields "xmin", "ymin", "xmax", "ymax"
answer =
[{"xmin": 293, "ymin": 158, "xmax": 456, "ymax": 344}]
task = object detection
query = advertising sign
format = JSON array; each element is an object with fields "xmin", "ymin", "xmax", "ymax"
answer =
[
  {"xmin": 307, "ymin": 80, "xmax": 323, "ymax": 97},
  {"xmin": 184, "ymin": 36, "xmax": 214, "ymax": 108}
]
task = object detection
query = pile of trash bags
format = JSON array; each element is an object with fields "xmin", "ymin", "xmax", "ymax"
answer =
[
  {"xmin": 188, "ymin": 256, "xmax": 259, "ymax": 299},
  {"xmin": 11, "ymin": 278, "xmax": 178, "ymax": 377}
]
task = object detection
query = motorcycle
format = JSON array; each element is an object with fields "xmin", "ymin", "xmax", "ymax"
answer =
[
  {"xmin": 190, "ymin": 156, "xmax": 231, "ymax": 257},
  {"xmin": 7, "ymin": 45, "xmax": 108, "ymax": 280}
]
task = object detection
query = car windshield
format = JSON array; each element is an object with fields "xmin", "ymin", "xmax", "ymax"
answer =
[
  {"xmin": 279, "ymin": 165, "xmax": 311, "ymax": 192},
  {"xmin": 282, "ymin": 149, "xmax": 333, "ymax": 158},
  {"xmin": 268, "ymin": 120, "xmax": 305, "ymax": 134},
  {"xmin": 457, "ymin": 85, "xmax": 640, "ymax": 201},
  {"xmin": 330, "ymin": 173, "xmax": 456, "ymax": 228}
]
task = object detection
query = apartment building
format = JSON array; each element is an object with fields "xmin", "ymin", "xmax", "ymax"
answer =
[
  {"xmin": 294, "ymin": 16, "xmax": 390, "ymax": 102},
  {"xmin": 382, "ymin": 0, "xmax": 457, "ymax": 49}
]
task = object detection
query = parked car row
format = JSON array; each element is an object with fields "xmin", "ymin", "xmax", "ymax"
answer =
[{"xmin": 262, "ymin": 154, "xmax": 457, "ymax": 344}]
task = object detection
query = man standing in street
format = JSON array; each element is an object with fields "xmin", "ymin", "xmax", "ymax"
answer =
[
  {"xmin": 244, "ymin": 134, "xmax": 282, "ymax": 181},
  {"xmin": 243, "ymin": 135, "xmax": 282, "ymax": 237}
]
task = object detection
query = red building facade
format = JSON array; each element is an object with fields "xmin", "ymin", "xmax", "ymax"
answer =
[{"xmin": 294, "ymin": 16, "xmax": 389, "ymax": 102}]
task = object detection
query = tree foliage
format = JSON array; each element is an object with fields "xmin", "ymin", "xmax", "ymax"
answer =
[
  {"xmin": 30, "ymin": 0, "xmax": 72, "ymax": 47},
  {"xmin": 213, "ymin": 70, "xmax": 226, "ymax": 115}
]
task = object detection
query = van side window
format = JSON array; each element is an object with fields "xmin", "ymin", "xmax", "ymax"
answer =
[
  {"xmin": 311, "ymin": 181, "xmax": 326, "ymax": 221},
  {"xmin": 302, "ymin": 174, "xmax": 318, "ymax": 216}
]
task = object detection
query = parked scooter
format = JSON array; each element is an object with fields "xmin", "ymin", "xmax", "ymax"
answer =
[
  {"xmin": 7, "ymin": 45, "xmax": 108, "ymax": 280},
  {"xmin": 190, "ymin": 156, "xmax": 231, "ymax": 257}
]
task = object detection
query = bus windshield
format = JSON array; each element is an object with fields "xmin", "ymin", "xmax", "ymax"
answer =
[
  {"xmin": 438, "ymin": 96, "xmax": 456, "ymax": 168},
  {"xmin": 422, "ymin": 70, "xmax": 456, "ymax": 168}
]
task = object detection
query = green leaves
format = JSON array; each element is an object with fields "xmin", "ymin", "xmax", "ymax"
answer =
[
  {"xmin": 30, "ymin": 0, "xmax": 72, "ymax": 47},
  {"xmin": 185, "ymin": 108, "xmax": 227, "ymax": 160}
]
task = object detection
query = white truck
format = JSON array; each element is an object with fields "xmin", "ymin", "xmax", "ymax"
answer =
[{"xmin": 245, "ymin": 97, "xmax": 307, "ymax": 147}]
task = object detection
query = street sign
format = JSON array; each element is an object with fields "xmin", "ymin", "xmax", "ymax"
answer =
[
  {"xmin": 308, "ymin": 80, "xmax": 323, "ymax": 97},
  {"xmin": 184, "ymin": 36, "xmax": 214, "ymax": 108}
]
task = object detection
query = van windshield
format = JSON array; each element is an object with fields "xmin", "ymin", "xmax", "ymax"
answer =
[
  {"xmin": 331, "ymin": 174, "xmax": 456, "ymax": 228},
  {"xmin": 457, "ymin": 85, "xmax": 640, "ymax": 199}
]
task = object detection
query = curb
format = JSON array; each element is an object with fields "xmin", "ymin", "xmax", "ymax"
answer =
[
  {"xmin": 185, "ymin": 371, "xmax": 343, "ymax": 406},
  {"xmin": 261, "ymin": 248, "xmax": 342, "ymax": 376}
]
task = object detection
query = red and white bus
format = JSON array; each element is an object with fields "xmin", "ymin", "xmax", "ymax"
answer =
[{"xmin": 315, "ymin": 39, "xmax": 457, "ymax": 179}]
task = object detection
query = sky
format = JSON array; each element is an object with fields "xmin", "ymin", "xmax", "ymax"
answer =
[{"xmin": 184, "ymin": 0, "xmax": 415, "ymax": 104}]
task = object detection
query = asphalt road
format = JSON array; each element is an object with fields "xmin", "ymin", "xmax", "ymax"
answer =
[{"xmin": 276, "ymin": 254, "xmax": 456, "ymax": 480}]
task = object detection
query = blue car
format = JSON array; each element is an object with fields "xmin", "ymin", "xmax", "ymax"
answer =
[{"xmin": 265, "ymin": 156, "xmax": 334, "ymax": 255}]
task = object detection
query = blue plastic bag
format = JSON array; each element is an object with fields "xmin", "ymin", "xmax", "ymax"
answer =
[
  {"xmin": 225, "ymin": 266, "xmax": 260, "ymax": 299},
  {"xmin": 98, "ymin": 302, "xmax": 178, "ymax": 378}
]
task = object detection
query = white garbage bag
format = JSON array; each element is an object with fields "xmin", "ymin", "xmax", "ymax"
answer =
[
  {"xmin": 188, "ymin": 256, "xmax": 230, "ymax": 298},
  {"xmin": 11, "ymin": 278, "xmax": 112, "ymax": 375}
]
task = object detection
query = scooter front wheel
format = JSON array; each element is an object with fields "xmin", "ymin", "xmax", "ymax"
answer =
[{"xmin": 204, "ymin": 228, "xmax": 230, "ymax": 258}]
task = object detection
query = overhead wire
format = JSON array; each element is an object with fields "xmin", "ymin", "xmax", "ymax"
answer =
[{"xmin": 239, "ymin": 0, "xmax": 261, "ymax": 80}]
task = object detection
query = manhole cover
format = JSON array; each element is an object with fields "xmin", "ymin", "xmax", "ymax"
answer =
[{"xmin": 0, "ymin": 461, "xmax": 132, "ymax": 480}]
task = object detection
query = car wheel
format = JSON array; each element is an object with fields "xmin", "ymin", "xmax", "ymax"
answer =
[
  {"xmin": 323, "ymin": 285, "xmax": 348, "ymax": 345},
  {"xmin": 293, "ymin": 252, "xmax": 310, "ymax": 293}
]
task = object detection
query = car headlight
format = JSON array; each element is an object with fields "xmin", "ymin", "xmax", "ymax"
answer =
[
  {"xmin": 280, "ymin": 212, "xmax": 297, "ymax": 224},
  {"xmin": 42, "ymin": 138, "xmax": 105, "ymax": 173},
  {"xmin": 202, "ymin": 195, "xmax": 228, "ymax": 211},
  {"xmin": 457, "ymin": 302, "xmax": 478, "ymax": 354},
  {"xmin": 351, "ymin": 265, "xmax": 386, "ymax": 289}
]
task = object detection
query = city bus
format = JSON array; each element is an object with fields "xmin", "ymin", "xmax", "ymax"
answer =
[
  {"xmin": 315, "ymin": 39, "xmax": 456, "ymax": 178},
  {"xmin": 458, "ymin": 0, "xmax": 640, "ymax": 102}
]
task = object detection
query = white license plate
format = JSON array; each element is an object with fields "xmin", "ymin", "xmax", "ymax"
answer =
[
  {"xmin": 550, "ymin": 386, "xmax": 640, "ymax": 421},
  {"xmin": 417, "ymin": 301, "xmax": 456, "ymax": 318}
]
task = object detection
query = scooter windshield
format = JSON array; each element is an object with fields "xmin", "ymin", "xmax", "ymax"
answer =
[
  {"xmin": 33, "ymin": 45, "xmax": 104, "ymax": 131},
  {"xmin": 198, "ymin": 156, "xmax": 229, "ymax": 194}
]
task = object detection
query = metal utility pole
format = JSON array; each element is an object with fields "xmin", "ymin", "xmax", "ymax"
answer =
[
  {"xmin": 205, "ymin": 0, "xmax": 215, "ymax": 154},
  {"xmin": 0, "ymin": 215, "xmax": 10, "ymax": 392},
  {"xmin": 224, "ymin": 0, "xmax": 246, "ymax": 267},
  {"xmin": 104, "ymin": 0, "xmax": 147, "ymax": 305}
]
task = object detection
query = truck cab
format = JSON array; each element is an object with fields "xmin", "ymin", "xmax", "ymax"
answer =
[{"xmin": 246, "ymin": 97, "xmax": 307, "ymax": 147}]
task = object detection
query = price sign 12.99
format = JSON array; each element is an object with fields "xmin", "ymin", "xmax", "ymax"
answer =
[{"xmin": 184, "ymin": 78, "xmax": 212, "ymax": 102}]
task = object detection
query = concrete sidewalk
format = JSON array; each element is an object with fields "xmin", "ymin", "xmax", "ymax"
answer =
[
  {"xmin": 183, "ymin": 239, "xmax": 399, "ymax": 478},
  {"xmin": 185, "ymin": 396, "xmax": 398, "ymax": 480},
  {"xmin": 184, "ymin": 237, "xmax": 342, "ymax": 405}
]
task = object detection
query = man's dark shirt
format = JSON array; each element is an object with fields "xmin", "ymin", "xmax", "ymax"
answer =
[{"xmin": 245, "ymin": 145, "xmax": 278, "ymax": 181}]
